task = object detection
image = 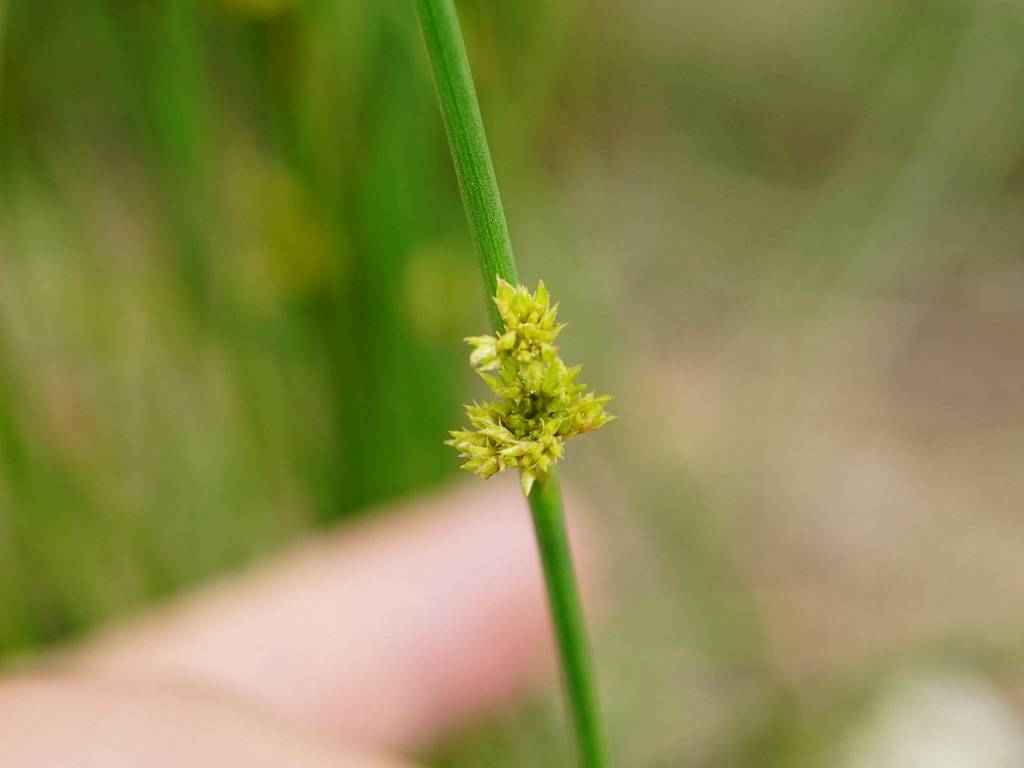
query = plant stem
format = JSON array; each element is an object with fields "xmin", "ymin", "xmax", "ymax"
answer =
[
  {"xmin": 0, "ymin": 0, "xmax": 8, "ymax": 121},
  {"xmin": 527, "ymin": 470, "xmax": 610, "ymax": 767},
  {"xmin": 413, "ymin": 0, "xmax": 518, "ymax": 330},
  {"xmin": 414, "ymin": 1, "xmax": 610, "ymax": 765}
]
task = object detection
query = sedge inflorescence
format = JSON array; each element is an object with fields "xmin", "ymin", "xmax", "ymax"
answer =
[{"xmin": 446, "ymin": 279, "xmax": 613, "ymax": 495}]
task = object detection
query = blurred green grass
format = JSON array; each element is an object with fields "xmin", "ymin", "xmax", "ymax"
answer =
[
  {"xmin": 0, "ymin": 0, "xmax": 494, "ymax": 648},
  {"xmin": 3, "ymin": 0, "xmax": 1024, "ymax": 765}
]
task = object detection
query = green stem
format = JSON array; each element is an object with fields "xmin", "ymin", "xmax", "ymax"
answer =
[
  {"xmin": 527, "ymin": 470, "xmax": 610, "ymax": 767},
  {"xmin": 414, "ymin": 2, "xmax": 610, "ymax": 764},
  {"xmin": 413, "ymin": 0, "xmax": 518, "ymax": 329},
  {"xmin": 0, "ymin": 0, "xmax": 8, "ymax": 121}
]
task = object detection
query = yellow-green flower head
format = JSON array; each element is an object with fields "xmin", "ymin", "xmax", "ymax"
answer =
[{"xmin": 446, "ymin": 279, "xmax": 614, "ymax": 495}]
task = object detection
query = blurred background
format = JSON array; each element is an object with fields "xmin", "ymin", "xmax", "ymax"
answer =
[{"xmin": 2, "ymin": 0, "xmax": 1024, "ymax": 764}]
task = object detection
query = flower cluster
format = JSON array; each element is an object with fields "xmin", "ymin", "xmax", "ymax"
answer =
[{"xmin": 446, "ymin": 279, "xmax": 613, "ymax": 495}]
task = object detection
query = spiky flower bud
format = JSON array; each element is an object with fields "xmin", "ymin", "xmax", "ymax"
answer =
[{"xmin": 446, "ymin": 279, "xmax": 614, "ymax": 495}]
